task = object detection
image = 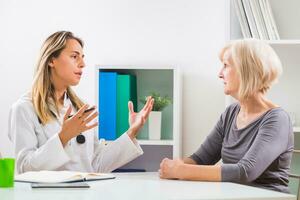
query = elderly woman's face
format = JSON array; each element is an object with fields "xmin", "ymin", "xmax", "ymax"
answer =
[{"xmin": 218, "ymin": 50, "xmax": 240, "ymax": 98}]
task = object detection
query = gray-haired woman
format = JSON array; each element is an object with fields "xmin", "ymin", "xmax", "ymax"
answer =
[{"xmin": 159, "ymin": 39, "xmax": 293, "ymax": 193}]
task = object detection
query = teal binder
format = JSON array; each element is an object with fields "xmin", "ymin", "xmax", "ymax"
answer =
[{"xmin": 116, "ymin": 74, "xmax": 137, "ymax": 138}]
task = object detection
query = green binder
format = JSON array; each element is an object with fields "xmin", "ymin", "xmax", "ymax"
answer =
[{"xmin": 116, "ymin": 75, "xmax": 137, "ymax": 138}]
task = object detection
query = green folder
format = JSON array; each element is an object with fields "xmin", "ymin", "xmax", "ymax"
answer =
[{"xmin": 116, "ymin": 75, "xmax": 137, "ymax": 138}]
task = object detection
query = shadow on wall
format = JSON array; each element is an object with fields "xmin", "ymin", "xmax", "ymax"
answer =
[{"xmin": 0, "ymin": 133, "xmax": 14, "ymax": 158}]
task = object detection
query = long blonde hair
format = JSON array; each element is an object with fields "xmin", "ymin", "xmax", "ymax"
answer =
[
  {"xmin": 220, "ymin": 39, "xmax": 282, "ymax": 100},
  {"xmin": 32, "ymin": 31, "xmax": 84, "ymax": 125}
]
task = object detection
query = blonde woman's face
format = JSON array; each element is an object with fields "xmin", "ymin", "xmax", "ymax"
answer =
[
  {"xmin": 218, "ymin": 50, "xmax": 239, "ymax": 98},
  {"xmin": 50, "ymin": 39, "xmax": 85, "ymax": 87}
]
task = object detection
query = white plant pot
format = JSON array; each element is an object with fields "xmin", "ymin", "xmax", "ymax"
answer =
[{"xmin": 148, "ymin": 111, "xmax": 162, "ymax": 140}]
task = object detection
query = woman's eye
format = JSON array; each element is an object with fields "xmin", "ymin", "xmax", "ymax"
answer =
[{"xmin": 71, "ymin": 55, "xmax": 78, "ymax": 59}]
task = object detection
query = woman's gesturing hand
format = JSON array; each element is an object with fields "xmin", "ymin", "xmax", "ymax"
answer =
[
  {"xmin": 59, "ymin": 104, "xmax": 98, "ymax": 146},
  {"xmin": 127, "ymin": 96, "xmax": 154, "ymax": 140}
]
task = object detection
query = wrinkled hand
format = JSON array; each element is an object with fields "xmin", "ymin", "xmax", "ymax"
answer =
[
  {"xmin": 159, "ymin": 158, "xmax": 184, "ymax": 179},
  {"xmin": 127, "ymin": 96, "xmax": 154, "ymax": 139},
  {"xmin": 59, "ymin": 104, "xmax": 98, "ymax": 146}
]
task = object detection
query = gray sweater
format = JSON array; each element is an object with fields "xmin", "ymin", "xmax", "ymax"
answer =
[{"xmin": 190, "ymin": 103, "xmax": 294, "ymax": 193}]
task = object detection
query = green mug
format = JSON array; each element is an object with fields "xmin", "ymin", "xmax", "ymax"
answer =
[{"xmin": 0, "ymin": 158, "xmax": 15, "ymax": 187}]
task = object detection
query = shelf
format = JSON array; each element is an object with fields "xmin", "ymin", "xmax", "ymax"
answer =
[
  {"xmin": 138, "ymin": 140, "xmax": 173, "ymax": 146},
  {"xmin": 294, "ymin": 127, "xmax": 300, "ymax": 133},
  {"xmin": 228, "ymin": 39, "xmax": 300, "ymax": 45},
  {"xmin": 267, "ymin": 40, "xmax": 300, "ymax": 45},
  {"xmin": 105, "ymin": 139, "xmax": 174, "ymax": 146}
]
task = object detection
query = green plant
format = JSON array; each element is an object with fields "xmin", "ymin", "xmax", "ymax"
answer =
[{"xmin": 140, "ymin": 92, "xmax": 172, "ymax": 111}]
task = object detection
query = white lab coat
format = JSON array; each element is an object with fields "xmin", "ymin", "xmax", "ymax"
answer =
[{"xmin": 8, "ymin": 92, "xmax": 143, "ymax": 174}]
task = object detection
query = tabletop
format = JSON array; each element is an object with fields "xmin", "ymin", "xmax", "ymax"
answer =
[{"xmin": 0, "ymin": 172, "xmax": 296, "ymax": 200}]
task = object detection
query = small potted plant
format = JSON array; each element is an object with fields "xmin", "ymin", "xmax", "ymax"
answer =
[{"xmin": 140, "ymin": 92, "xmax": 172, "ymax": 140}]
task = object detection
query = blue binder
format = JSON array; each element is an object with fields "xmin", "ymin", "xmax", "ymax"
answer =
[{"xmin": 99, "ymin": 72, "xmax": 117, "ymax": 140}]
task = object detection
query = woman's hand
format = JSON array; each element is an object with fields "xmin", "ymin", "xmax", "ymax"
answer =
[
  {"xmin": 159, "ymin": 158, "xmax": 184, "ymax": 179},
  {"xmin": 127, "ymin": 96, "xmax": 154, "ymax": 140},
  {"xmin": 59, "ymin": 104, "xmax": 98, "ymax": 146}
]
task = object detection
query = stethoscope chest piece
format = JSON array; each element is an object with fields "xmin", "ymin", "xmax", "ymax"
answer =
[{"xmin": 76, "ymin": 134, "xmax": 85, "ymax": 144}]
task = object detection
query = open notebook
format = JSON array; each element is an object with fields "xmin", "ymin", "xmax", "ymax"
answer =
[{"xmin": 15, "ymin": 170, "xmax": 115, "ymax": 183}]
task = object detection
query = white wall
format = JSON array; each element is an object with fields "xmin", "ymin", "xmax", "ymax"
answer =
[{"xmin": 0, "ymin": 0, "xmax": 226, "ymax": 157}]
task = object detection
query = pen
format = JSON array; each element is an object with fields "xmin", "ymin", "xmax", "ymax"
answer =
[{"xmin": 68, "ymin": 107, "xmax": 95, "ymax": 118}]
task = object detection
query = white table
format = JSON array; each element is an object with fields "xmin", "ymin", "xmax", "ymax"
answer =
[{"xmin": 0, "ymin": 172, "xmax": 296, "ymax": 200}]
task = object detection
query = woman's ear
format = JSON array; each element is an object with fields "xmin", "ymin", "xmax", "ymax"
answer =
[{"xmin": 48, "ymin": 58, "xmax": 55, "ymax": 68}]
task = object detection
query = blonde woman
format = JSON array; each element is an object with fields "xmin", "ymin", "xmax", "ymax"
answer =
[
  {"xmin": 8, "ymin": 31, "xmax": 154, "ymax": 174},
  {"xmin": 159, "ymin": 39, "xmax": 293, "ymax": 193}
]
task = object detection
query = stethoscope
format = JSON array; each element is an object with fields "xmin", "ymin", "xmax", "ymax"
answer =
[
  {"xmin": 38, "ymin": 110, "xmax": 86, "ymax": 144},
  {"xmin": 67, "ymin": 114, "xmax": 86, "ymax": 144}
]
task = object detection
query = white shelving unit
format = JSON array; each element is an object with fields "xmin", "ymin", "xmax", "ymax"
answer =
[{"xmin": 95, "ymin": 65, "xmax": 182, "ymax": 171}]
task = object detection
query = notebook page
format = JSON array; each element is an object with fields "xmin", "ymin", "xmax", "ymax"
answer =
[{"xmin": 15, "ymin": 171, "xmax": 84, "ymax": 183}]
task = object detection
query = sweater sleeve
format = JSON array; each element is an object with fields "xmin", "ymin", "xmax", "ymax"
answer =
[
  {"xmin": 190, "ymin": 114, "xmax": 224, "ymax": 165},
  {"xmin": 221, "ymin": 110, "xmax": 292, "ymax": 182}
]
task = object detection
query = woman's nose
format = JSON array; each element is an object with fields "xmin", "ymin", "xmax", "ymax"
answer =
[
  {"xmin": 79, "ymin": 58, "xmax": 85, "ymax": 68},
  {"xmin": 218, "ymin": 69, "xmax": 224, "ymax": 79}
]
